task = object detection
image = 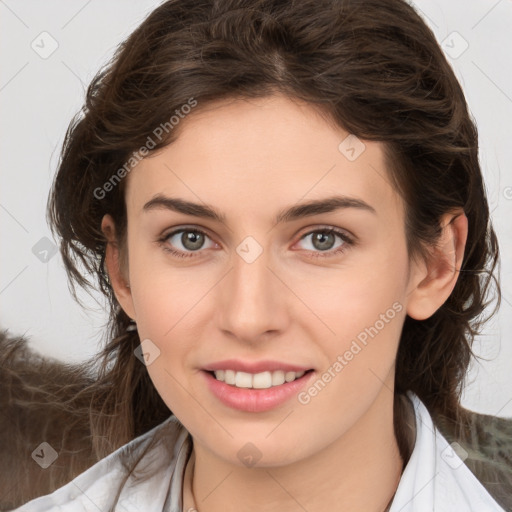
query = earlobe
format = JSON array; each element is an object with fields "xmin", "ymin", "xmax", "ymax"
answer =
[
  {"xmin": 406, "ymin": 211, "xmax": 468, "ymax": 321},
  {"xmin": 101, "ymin": 214, "xmax": 137, "ymax": 321}
]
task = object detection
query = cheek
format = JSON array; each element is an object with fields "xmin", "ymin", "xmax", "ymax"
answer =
[
  {"xmin": 291, "ymin": 244, "xmax": 407, "ymax": 335},
  {"xmin": 129, "ymin": 276, "xmax": 200, "ymax": 416},
  {"xmin": 296, "ymin": 246, "xmax": 408, "ymax": 383},
  {"xmin": 130, "ymin": 273, "xmax": 207, "ymax": 369},
  {"xmin": 294, "ymin": 271, "xmax": 406, "ymax": 427},
  {"xmin": 127, "ymin": 249, "xmax": 216, "ymax": 409},
  {"xmin": 128, "ymin": 240, "xmax": 210, "ymax": 337}
]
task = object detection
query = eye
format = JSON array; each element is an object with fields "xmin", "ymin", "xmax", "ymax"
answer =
[
  {"xmin": 158, "ymin": 227, "xmax": 217, "ymax": 258},
  {"xmin": 158, "ymin": 226, "xmax": 354, "ymax": 260},
  {"xmin": 294, "ymin": 227, "xmax": 354, "ymax": 258}
]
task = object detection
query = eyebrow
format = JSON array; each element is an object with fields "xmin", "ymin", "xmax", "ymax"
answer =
[{"xmin": 142, "ymin": 194, "xmax": 377, "ymax": 224}]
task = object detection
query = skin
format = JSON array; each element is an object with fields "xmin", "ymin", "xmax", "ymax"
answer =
[{"xmin": 102, "ymin": 94, "xmax": 468, "ymax": 512}]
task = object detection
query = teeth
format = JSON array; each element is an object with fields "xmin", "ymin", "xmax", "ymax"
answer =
[
  {"xmin": 235, "ymin": 371, "xmax": 253, "ymax": 388},
  {"xmin": 272, "ymin": 371, "xmax": 285, "ymax": 386},
  {"xmin": 225, "ymin": 370, "xmax": 236, "ymax": 385},
  {"xmin": 285, "ymin": 371, "xmax": 297, "ymax": 383},
  {"xmin": 213, "ymin": 369, "xmax": 306, "ymax": 389}
]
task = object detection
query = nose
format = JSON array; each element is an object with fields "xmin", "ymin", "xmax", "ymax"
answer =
[{"xmin": 216, "ymin": 245, "xmax": 289, "ymax": 344}]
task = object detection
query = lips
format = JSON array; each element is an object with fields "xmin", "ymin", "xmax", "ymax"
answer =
[
  {"xmin": 212, "ymin": 369, "xmax": 309, "ymax": 389},
  {"xmin": 200, "ymin": 358, "xmax": 316, "ymax": 412},
  {"xmin": 202, "ymin": 359, "xmax": 313, "ymax": 374},
  {"xmin": 202, "ymin": 368, "xmax": 315, "ymax": 412}
]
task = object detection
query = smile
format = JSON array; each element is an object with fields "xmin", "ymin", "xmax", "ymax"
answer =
[
  {"xmin": 202, "ymin": 369, "xmax": 315, "ymax": 412},
  {"xmin": 212, "ymin": 369, "xmax": 308, "ymax": 389}
]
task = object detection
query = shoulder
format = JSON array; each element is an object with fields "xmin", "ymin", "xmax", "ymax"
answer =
[
  {"xmin": 434, "ymin": 402, "xmax": 512, "ymax": 511},
  {"xmin": 390, "ymin": 392, "xmax": 510, "ymax": 512},
  {"xmin": 11, "ymin": 415, "xmax": 190, "ymax": 512}
]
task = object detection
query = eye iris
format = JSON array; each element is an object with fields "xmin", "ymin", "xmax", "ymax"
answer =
[
  {"xmin": 182, "ymin": 231, "xmax": 204, "ymax": 250},
  {"xmin": 312, "ymin": 231, "xmax": 335, "ymax": 251}
]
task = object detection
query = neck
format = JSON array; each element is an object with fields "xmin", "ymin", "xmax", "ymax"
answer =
[{"xmin": 183, "ymin": 386, "xmax": 405, "ymax": 512}]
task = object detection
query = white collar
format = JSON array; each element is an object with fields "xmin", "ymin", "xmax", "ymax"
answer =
[
  {"xmin": 15, "ymin": 393, "xmax": 505, "ymax": 511},
  {"xmin": 388, "ymin": 392, "xmax": 504, "ymax": 511}
]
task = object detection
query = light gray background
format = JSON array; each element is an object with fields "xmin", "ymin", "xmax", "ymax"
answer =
[{"xmin": 1, "ymin": 0, "xmax": 511, "ymax": 416}]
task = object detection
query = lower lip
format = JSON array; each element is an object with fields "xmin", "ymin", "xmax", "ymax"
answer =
[{"xmin": 201, "ymin": 370, "xmax": 315, "ymax": 412}]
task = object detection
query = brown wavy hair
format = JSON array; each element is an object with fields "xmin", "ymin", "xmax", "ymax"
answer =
[{"xmin": 3, "ymin": 0, "xmax": 508, "ymax": 508}]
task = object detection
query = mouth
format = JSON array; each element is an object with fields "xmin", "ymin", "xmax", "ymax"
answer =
[
  {"xmin": 206, "ymin": 369, "xmax": 315, "ymax": 389},
  {"xmin": 201, "ymin": 368, "xmax": 316, "ymax": 412}
]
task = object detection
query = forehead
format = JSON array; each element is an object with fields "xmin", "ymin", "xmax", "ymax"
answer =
[{"xmin": 124, "ymin": 94, "xmax": 403, "ymax": 224}]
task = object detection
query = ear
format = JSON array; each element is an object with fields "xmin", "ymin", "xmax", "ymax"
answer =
[
  {"xmin": 101, "ymin": 214, "xmax": 137, "ymax": 321},
  {"xmin": 406, "ymin": 210, "xmax": 468, "ymax": 321}
]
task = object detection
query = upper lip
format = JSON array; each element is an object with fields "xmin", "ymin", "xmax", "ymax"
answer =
[{"xmin": 203, "ymin": 359, "xmax": 313, "ymax": 374}]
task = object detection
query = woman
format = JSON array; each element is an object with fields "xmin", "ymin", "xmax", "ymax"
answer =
[{"xmin": 3, "ymin": 0, "xmax": 511, "ymax": 510}]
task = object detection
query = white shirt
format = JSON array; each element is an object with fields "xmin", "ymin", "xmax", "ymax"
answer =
[{"xmin": 14, "ymin": 392, "xmax": 505, "ymax": 511}]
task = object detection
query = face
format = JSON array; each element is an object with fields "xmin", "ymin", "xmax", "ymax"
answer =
[{"xmin": 113, "ymin": 94, "xmax": 421, "ymax": 468}]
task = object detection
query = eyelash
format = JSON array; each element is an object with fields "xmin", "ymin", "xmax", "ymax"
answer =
[{"xmin": 157, "ymin": 226, "xmax": 354, "ymax": 259}]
